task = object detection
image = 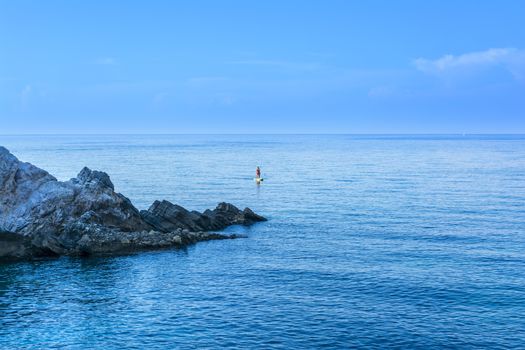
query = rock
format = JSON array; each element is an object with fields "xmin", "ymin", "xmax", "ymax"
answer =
[
  {"xmin": 0, "ymin": 146, "xmax": 267, "ymax": 261},
  {"xmin": 0, "ymin": 146, "xmax": 147, "ymax": 237},
  {"xmin": 77, "ymin": 234, "xmax": 92, "ymax": 247},
  {"xmin": 141, "ymin": 200, "xmax": 267, "ymax": 233},
  {"xmin": 0, "ymin": 231, "xmax": 33, "ymax": 260},
  {"xmin": 140, "ymin": 200, "xmax": 204, "ymax": 232}
]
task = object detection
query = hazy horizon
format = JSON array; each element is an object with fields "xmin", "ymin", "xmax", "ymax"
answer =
[{"xmin": 2, "ymin": 132, "xmax": 525, "ymax": 136}]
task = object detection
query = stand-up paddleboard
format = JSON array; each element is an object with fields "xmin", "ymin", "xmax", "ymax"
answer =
[{"xmin": 254, "ymin": 178, "xmax": 264, "ymax": 183}]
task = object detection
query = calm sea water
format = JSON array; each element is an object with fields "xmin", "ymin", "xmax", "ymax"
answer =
[{"xmin": 1, "ymin": 134, "xmax": 524, "ymax": 349}]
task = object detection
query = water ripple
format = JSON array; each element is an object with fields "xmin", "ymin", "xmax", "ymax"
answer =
[{"xmin": 1, "ymin": 135, "xmax": 525, "ymax": 349}]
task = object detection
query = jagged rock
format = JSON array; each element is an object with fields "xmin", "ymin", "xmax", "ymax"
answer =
[
  {"xmin": 141, "ymin": 200, "xmax": 267, "ymax": 233},
  {"xmin": 0, "ymin": 146, "xmax": 266, "ymax": 261},
  {"xmin": 204, "ymin": 202, "xmax": 267, "ymax": 228},
  {"xmin": 0, "ymin": 146, "xmax": 147, "ymax": 236}
]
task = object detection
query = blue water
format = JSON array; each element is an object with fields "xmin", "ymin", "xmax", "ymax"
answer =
[{"xmin": 1, "ymin": 134, "xmax": 525, "ymax": 349}]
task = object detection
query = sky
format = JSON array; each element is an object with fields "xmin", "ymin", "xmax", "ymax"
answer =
[{"xmin": 1, "ymin": 0, "xmax": 524, "ymax": 134}]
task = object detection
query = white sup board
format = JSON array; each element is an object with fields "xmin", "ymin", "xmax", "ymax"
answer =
[{"xmin": 254, "ymin": 178, "xmax": 264, "ymax": 183}]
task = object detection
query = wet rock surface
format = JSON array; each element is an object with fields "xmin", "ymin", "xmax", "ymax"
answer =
[{"xmin": 0, "ymin": 146, "xmax": 266, "ymax": 261}]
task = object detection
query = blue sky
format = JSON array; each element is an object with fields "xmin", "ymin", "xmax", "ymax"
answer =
[{"xmin": 1, "ymin": 1, "xmax": 524, "ymax": 133}]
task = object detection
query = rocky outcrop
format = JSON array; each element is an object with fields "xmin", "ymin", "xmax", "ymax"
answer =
[
  {"xmin": 0, "ymin": 146, "xmax": 266, "ymax": 261},
  {"xmin": 0, "ymin": 146, "xmax": 147, "ymax": 236},
  {"xmin": 141, "ymin": 200, "xmax": 267, "ymax": 233},
  {"xmin": 0, "ymin": 231, "xmax": 35, "ymax": 260}
]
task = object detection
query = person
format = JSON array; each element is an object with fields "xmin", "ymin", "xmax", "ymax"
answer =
[{"xmin": 256, "ymin": 166, "xmax": 261, "ymax": 179}]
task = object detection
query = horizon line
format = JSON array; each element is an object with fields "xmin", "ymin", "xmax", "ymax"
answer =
[{"xmin": 1, "ymin": 133, "xmax": 525, "ymax": 137}]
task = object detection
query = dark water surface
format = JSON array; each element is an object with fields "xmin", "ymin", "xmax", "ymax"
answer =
[{"xmin": 1, "ymin": 135, "xmax": 524, "ymax": 349}]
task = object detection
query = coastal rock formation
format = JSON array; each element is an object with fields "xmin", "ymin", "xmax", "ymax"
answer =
[
  {"xmin": 0, "ymin": 147, "xmax": 147, "ymax": 236},
  {"xmin": 141, "ymin": 200, "xmax": 267, "ymax": 232},
  {"xmin": 0, "ymin": 231, "xmax": 34, "ymax": 260},
  {"xmin": 0, "ymin": 146, "xmax": 266, "ymax": 261}
]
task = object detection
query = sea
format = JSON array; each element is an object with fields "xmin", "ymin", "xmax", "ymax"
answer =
[{"xmin": 0, "ymin": 134, "xmax": 524, "ymax": 349}]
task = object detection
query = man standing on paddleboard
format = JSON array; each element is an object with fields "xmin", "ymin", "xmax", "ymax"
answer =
[{"xmin": 256, "ymin": 166, "xmax": 261, "ymax": 179}]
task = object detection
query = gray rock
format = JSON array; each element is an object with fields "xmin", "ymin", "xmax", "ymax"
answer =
[
  {"xmin": 0, "ymin": 146, "xmax": 147, "ymax": 237},
  {"xmin": 0, "ymin": 231, "xmax": 33, "ymax": 260},
  {"xmin": 0, "ymin": 146, "xmax": 266, "ymax": 261},
  {"xmin": 141, "ymin": 200, "xmax": 267, "ymax": 233}
]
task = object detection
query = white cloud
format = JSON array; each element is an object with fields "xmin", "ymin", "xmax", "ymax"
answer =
[
  {"xmin": 19, "ymin": 84, "xmax": 33, "ymax": 107},
  {"xmin": 95, "ymin": 57, "xmax": 117, "ymax": 65},
  {"xmin": 216, "ymin": 94, "xmax": 236, "ymax": 106},
  {"xmin": 17, "ymin": 84, "xmax": 48, "ymax": 109},
  {"xmin": 153, "ymin": 92, "xmax": 170, "ymax": 106},
  {"xmin": 368, "ymin": 86, "xmax": 393, "ymax": 98},
  {"xmin": 228, "ymin": 59, "xmax": 320, "ymax": 71},
  {"xmin": 414, "ymin": 48, "xmax": 525, "ymax": 81},
  {"xmin": 187, "ymin": 76, "xmax": 229, "ymax": 88}
]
